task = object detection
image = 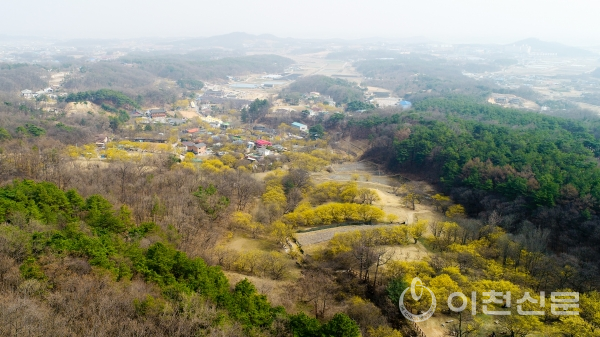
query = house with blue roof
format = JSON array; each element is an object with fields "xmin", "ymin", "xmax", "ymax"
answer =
[
  {"xmin": 291, "ymin": 122, "xmax": 308, "ymax": 132},
  {"xmin": 398, "ymin": 100, "xmax": 412, "ymax": 110}
]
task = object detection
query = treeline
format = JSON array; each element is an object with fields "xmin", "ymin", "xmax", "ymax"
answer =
[
  {"xmin": 0, "ymin": 179, "xmax": 360, "ymax": 336},
  {"xmin": 62, "ymin": 62, "xmax": 156, "ymax": 91},
  {"xmin": 65, "ymin": 89, "xmax": 140, "ymax": 109},
  {"xmin": 345, "ymin": 96, "xmax": 600, "ymax": 268},
  {"xmin": 120, "ymin": 53, "xmax": 294, "ymax": 82},
  {"xmin": 282, "ymin": 75, "xmax": 364, "ymax": 103},
  {"xmin": 176, "ymin": 78, "xmax": 204, "ymax": 90}
]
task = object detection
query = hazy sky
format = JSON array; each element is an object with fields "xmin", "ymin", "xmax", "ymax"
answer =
[{"xmin": 3, "ymin": 0, "xmax": 599, "ymax": 45}]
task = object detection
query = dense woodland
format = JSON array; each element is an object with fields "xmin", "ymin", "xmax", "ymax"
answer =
[{"xmin": 345, "ymin": 96, "xmax": 600, "ymax": 286}]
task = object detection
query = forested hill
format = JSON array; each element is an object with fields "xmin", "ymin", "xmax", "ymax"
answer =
[
  {"xmin": 351, "ymin": 56, "xmax": 540, "ymax": 102},
  {"xmin": 0, "ymin": 63, "xmax": 48, "ymax": 92},
  {"xmin": 61, "ymin": 54, "xmax": 294, "ymax": 104},
  {"xmin": 0, "ymin": 180, "xmax": 360, "ymax": 336},
  {"xmin": 118, "ymin": 53, "xmax": 294, "ymax": 83},
  {"xmin": 347, "ymin": 96, "xmax": 600, "ymax": 259},
  {"xmin": 281, "ymin": 75, "xmax": 364, "ymax": 103}
]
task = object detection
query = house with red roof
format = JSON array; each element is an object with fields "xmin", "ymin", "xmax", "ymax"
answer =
[{"xmin": 255, "ymin": 139, "xmax": 272, "ymax": 148}]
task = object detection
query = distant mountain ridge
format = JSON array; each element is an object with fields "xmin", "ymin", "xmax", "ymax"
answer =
[
  {"xmin": 162, "ymin": 32, "xmax": 436, "ymax": 50},
  {"xmin": 507, "ymin": 38, "xmax": 596, "ymax": 57},
  {"xmin": 37, "ymin": 34, "xmax": 600, "ymax": 55}
]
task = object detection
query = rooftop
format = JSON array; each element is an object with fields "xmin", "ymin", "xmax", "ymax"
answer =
[{"xmin": 291, "ymin": 122, "xmax": 307, "ymax": 127}]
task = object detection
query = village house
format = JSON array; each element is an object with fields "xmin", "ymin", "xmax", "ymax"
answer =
[
  {"xmin": 147, "ymin": 108, "xmax": 167, "ymax": 115},
  {"xmin": 322, "ymin": 95, "xmax": 336, "ymax": 106},
  {"xmin": 167, "ymin": 118, "xmax": 187, "ymax": 126},
  {"xmin": 130, "ymin": 111, "xmax": 144, "ymax": 118},
  {"xmin": 272, "ymin": 144, "xmax": 286, "ymax": 152},
  {"xmin": 201, "ymin": 116, "xmax": 222, "ymax": 128},
  {"xmin": 21, "ymin": 89, "xmax": 33, "ymax": 98},
  {"xmin": 254, "ymin": 139, "xmax": 272, "ymax": 148},
  {"xmin": 203, "ymin": 90, "xmax": 224, "ymax": 98},
  {"xmin": 257, "ymin": 147, "xmax": 271, "ymax": 157},
  {"xmin": 398, "ymin": 100, "xmax": 412, "ymax": 110},
  {"xmin": 291, "ymin": 122, "xmax": 308, "ymax": 132},
  {"xmin": 151, "ymin": 112, "xmax": 167, "ymax": 123},
  {"xmin": 95, "ymin": 135, "xmax": 109, "ymax": 149},
  {"xmin": 21, "ymin": 86, "xmax": 57, "ymax": 99},
  {"xmin": 182, "ymin": 141, "xmax": 207, "ymax": 155}
]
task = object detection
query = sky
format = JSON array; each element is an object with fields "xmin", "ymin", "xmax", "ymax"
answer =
[{"xmin": 3, "ymin": 0, "xmax": 599, "ymax": 46}]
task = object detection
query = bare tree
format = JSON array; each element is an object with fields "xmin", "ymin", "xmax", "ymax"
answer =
[
  {"xmin": 297, "ymin": 269, "xmax": 336, "ymax": 319},
  {"xmin": 371, "ymin": 247, "xmax": 393, "ymax": 288}
]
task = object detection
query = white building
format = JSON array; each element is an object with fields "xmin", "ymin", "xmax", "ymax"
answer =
[
  {"xmin": 291, "ymin": 122, "xmax": 308, "ymax": 132},
  {"xmin": 21, "ymin": 89, "xmax": 34, "ymax": 98}
]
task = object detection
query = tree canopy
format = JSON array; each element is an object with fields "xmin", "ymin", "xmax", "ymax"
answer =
[
  {"xmin": 241, "ymin": 98, "xmax": 270, "ymax": 123},
  {"xmin": 65, "ymin": 89, "xmax": 140, "ymax": 109}
]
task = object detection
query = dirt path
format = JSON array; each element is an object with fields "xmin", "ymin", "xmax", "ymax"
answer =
[
  {"xmin": 385, "ymin": 242, "xmax": 431, "ymax": 262},
  {"xmin": 373, "ymin": 188, "xmax": 439, "ymax": 224},
  {"xmin": 416, "ymin": 314, "xmax": 454, "ymax": 337},
  {"xmin": 225, "ymin": 237, "xmax": 265, "ymax": 252}
]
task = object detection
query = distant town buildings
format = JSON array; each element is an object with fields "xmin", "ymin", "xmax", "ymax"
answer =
[{"xmin": 20, "ymin": 87, "xmax": 55, "ymax": 99}]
